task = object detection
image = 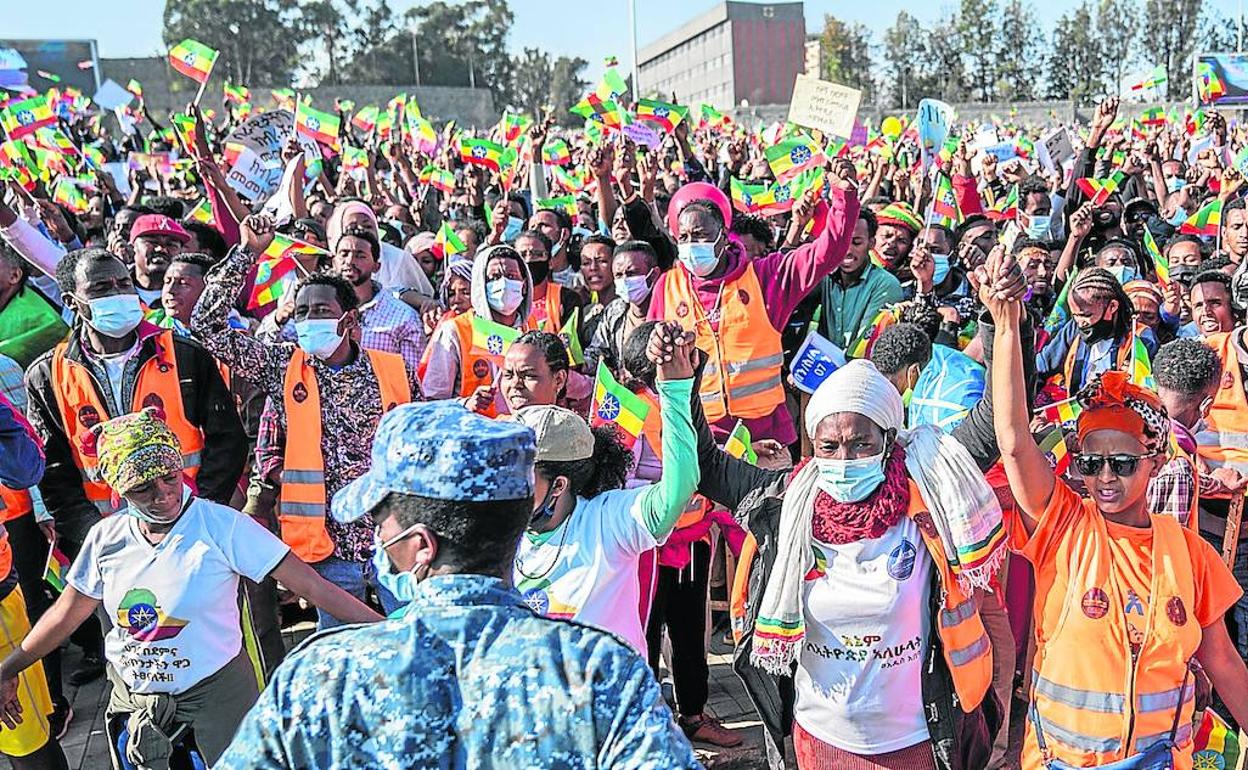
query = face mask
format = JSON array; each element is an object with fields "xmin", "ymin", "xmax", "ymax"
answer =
[
  {"xmin": 1107, "ymin": 265, "xmax": 1139, "ymax": 285},
  {"xmin": 295, "ymin": 318, "xmax": 345, "ymax": 360},
  {"xmin": 372, "ymin": 535, "xmax": 416, "ymax": 607},
  {"xmin": 503, "ymin": 216, "xmax": 524, "ymax": 243},
  {"xmin": 1167, "ymin": 207, "xmax": 1188, "ymax": 227},
  {"xmin": 615, "ymin": 274, "xmax": 652, "ymax": 305},
  {"xmin": 930, "ymin": 253, "xmax": 952, "ymax": 286},
  {"xmin": 677, "ymin": 234, "xmax": 721, "ymax": 277},
  {"xmin": 527, "ymin": 260, "xmax": 550, "ymax": 285},
  {"xmin": 83, "ymin": 294, "xmax": 143, "ymax": 339},
  {"xmin": 551, "ymin": 239, "xmax": 564, "ymax": 257},
  {"xmin": 1077, "ymin": 315, "xmax": 1116, "ymax": 343},
  {"xmin": 572, "ymin": 226, "xmax": 594, "ymax": 239},
  {"xmin": 530, "ymin": 484, "xmax": 560, "ymax": 526},
  {"xmin": 1166, "ymin": 176, "xmax": 1187, "ymax": 193},
  {"xmin": 486, "ymin": 278, "xmax": 525, "ymax": 314},
  {"xmin": 1024, "ymin": 214, "xmax": 1051, "ymax": 239},
  {"xmin": 814, "ymin": 452, "xmax": 888, "ymax": 503}
]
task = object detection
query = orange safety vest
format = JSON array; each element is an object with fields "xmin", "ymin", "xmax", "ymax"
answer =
[
  {"xmin": 50, "ymin": 331, "xmax": 204, "ymax": 516},
  {"xmin": 530, "ymin": 284, "xmax": 564, "ymax": 332},
  {"xmin": 638, "ymin": 390, "xmax": 709, "ymax": 529},
  {"xmin": 729, "ymin": 479, "xmax": 993, "ymax": 711},
  {"xmin": 0, "ymin": 485, "xmax": 32, "ymax": 523},
  {"xmin": 1024, "ymin": 513, "xmax": 1200, "ymax": 770},
  {"xmin": 279, "ymin": 347, "xmax": 412, "ymax": 563},
  {"xmin": 1060, "ymin": 331, "xmax": 1136, "ymax": 393},
  {"xmin": 661, "ymin": 264, "xmax": 785, "ymax": 423},
  {"xmin": 1197, "ymin": 331, "xmax": 1248, "ymax": 476}
]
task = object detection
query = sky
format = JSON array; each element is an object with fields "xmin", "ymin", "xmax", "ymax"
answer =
[{"xmin": 0, "ymin": 0, "xmax": 1241, "ymax": 85}]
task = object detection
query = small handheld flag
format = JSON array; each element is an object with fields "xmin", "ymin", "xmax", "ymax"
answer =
[
  {"xmin": 590, "ymin": 361, "xmax": 652, "ymax": 450},
  {"xmin": 1181, "ymin": 198, "xmax": 1223, "ymax": 237},
  {"xmin": 724, "ymin": 420, "xmax": 758, "ymax": 463},
  {"xmin": 168, "ymin": 39, "xmax": 218, "ymax": 85},
  {"xmin": 460, "ymin": 138, "xmax": 505, "ymax": 172},
  {"xmin": 1037, "ymin": 427, "xmax": 1070, "ymax": 476},
  {"xmin": 432, "ymin": 221, "xmax": 466, "ymax": 260},
  {"xmin": 44, "ymin": 545, "xmax": 71, "ymax": 593},
  {"xmin": 470, "ymin": 314, "xmax": 521, "ymax": 362},
  {"xmin": 558, "ymin": 307, "xmax": 584, "ymax": 365},
  {"xmin": 295, "ymin": 102, "xmax": 341, "ymax": 149}
]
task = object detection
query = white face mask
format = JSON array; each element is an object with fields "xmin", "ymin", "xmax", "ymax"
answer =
[
  {"xmin": 486, "ymin": 278, "xmax": 525, "ymax": 314},
  {"xmin": 295, "ymin": 318, "xmax": 345, "ymax": 360},
  {"xmin": 614, "ymin": 274, "xmax": 652, "ymax": 305},
  {"xmin": 677, "ymin": 232, "xmax": 722, "ymax": 277},
  {"xmin": 83, "ymin": 294, "xmax": 144, "ymax": 339}
]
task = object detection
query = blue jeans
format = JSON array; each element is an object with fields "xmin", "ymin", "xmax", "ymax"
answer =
[{"xmin": 311, "ymin": 556, "xmax": 400, "ymax": 629}]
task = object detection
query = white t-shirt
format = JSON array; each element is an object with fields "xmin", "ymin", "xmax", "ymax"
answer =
[
  {"xmin": 66, "ymin": 497, "xmax": 289, "ymax": 694},
  {"xmin": 794, "ymin": 517, "xmax": 933, "ymax": 754},
  {"xmin": 514, "ymin": 487, "xmax": 659, "ymax": 652}
]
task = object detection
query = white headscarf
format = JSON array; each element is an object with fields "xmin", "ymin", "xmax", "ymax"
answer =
[
  {"xmin": 470, "ymin": 244, "xmax": 533, "ymax": 327},
  {"xmin": 750, "ymin": 359, "xmax": 1005, "ymax": 676}
]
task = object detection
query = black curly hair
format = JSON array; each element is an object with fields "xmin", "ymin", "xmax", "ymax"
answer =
[
  {"xmin": 535, "ymin": 424, "xmax": 634, "ymax": 499},
  {"xmin": 1154, "ymin": 339, "xmax": 1221, "ymax": 397},
  {"xmin": 294, "ymin": 270, "xmax": 359, "ymax": 312},
  {"xmin": 870, "ymin": 322, "xmax": 932, "ymax": 376}
]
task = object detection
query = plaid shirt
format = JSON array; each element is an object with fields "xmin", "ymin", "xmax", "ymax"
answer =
[
  {"xmin": 356, "ymin": 283, "xmax": 427, "ymax": 376},
  {"xmin": 1148, "ymin": 457, "xmax": 1196, "ymax": 527}
]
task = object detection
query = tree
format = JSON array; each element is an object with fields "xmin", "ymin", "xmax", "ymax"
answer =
[
  {"xmin": 1200, "ymin": 10, "xmax": 1247, "ymax": 58},
  {"xmin": 1142, "ymin": 0, "xmax": 1203, "ymax": 99},
  {"xmin": 957, "ymin": 0, "xmax": 1000, "ymax": 102},
  {"xmin": 994, "ymin": 0, "xmax": 1043, "ymax": 101},
  {"xmin": 402, "ymin": 0, "xmax": 515, "ymax": 101},
  {"xmin": 1047, "ymin": 1, "xmax": 1105, "ymax": 104},
  {"xmin": 548, "ymin": 56, "xmax": 589, "ymax": 125},
  {"xmin": 883, "ymin": 12, "xmax": 934, "ymax": 109},
  {"xmin": 929, "ymin": 13, "xmax": 969, "ymax": 104},
  {"xmin": 298, "ymin": 1, "xmax": 347, "ymax": 86},
  {"xmin": 509, "ymin": 48, "xmax": 553, "ymax": 114},
  {"xmin": 163, "ymin": 0, "xmax": 304, "ymax": 88},
  {"xmin": 1097, "ymin": 0, "xmax": 1138, "ymax": 94},
  {"xmin": 817, "ymin": 15, "xmax": 876, "ymax": 103}
]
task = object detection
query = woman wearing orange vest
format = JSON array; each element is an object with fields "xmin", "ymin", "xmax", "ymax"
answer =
[
  {"xmin": 990, "ymin": 269, "xmax": 1248, "ymax": 770},
  {"xmin": 421, "ymin": 245, "xmax": 535, "ymax": 416},
  {"xmin": 699, "ymin": 354, "xmax": 1003, "ymax": 770}
]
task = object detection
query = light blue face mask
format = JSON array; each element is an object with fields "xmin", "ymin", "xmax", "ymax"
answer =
[
  {"xmin": 572, "ymin": 225, "xmax": 595, "ymax": 239},
  {"xmin": 1024, "ymin": 214, "xmax": 1051, "ymax": 240},
  {"xmin": 930, "ymin": 253, "xmax": 952, "ymax": 285},
  {"xmin": 295, "ymin": 318, "xmax": 345, "ymax": 360},
  {"xmin": 503, "ymin": 216, "xmax": 525, "ymax": 243},
  {"xmin": 677, "ymin": 232, "xmax": 722, "ymax": 277},
  {"xmin": 1107, "ymin": 265, "xmax": 1140, "ymax": 285},
  {"xmin": 814, "ymin": 452, "xmax": 888, "ymax": 503},
  {"xmin": 371, "ymin": 534, "xmax": 416, "ymax": 608},
  {"xmin": 1167, "ymin": 207, "xmax": 1188, "ymax": 227},
  {"xmin": 84, "ymin": 293, "xmax": 144, "ymax": 339},
  {"xmin": 1166, "ymin": 176, "xmax": 1187, "ymax": 193}
]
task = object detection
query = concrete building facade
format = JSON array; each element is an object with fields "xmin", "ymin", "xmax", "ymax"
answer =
[{"xmin": 638, "ymin": 1, "xmax": 805, "ymax": 109}]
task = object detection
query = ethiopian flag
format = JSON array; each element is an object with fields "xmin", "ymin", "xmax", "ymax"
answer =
[
  {"xmin": 433, "ymin": 222, "xmax": 466, "ymax": 260},
  {"xmin": 590, "ymin": 360, "xmax": 651, "ymax": 449},
  {"xmin": 352, "ymin": 105, "xmax": 379, "ymax": 133},
  {"xmin": 1076, "ymin": 171, "xmax": 1126, "ymax": 206},
  {"xmin": 764, "ymin": 136, "xmax": 825, "ymax": 183},
  {"xmin": 932, "ymin": 173, "xmax": 961, "ymax": 227},
  {"xmin": 1143, "ymin": 228, "xmax": 1169, "ymax": 287},
  {"xmin": 52, "ymin": 178, "xmax": 89, "ymax": 215},
  {"xmin": 295, "ymin": 102, "xmax": 341, "ymax": 149},
  {"xmin": 1040, "ymin": 397, "xmax": 1083, "ymax": 426},
  {"xmin": 168, "ymin": 39, "xmax": 218, "ymax": 84},
  {"xmin": 223, "ymin": 82, "xmax": 250, "ymax": 104},
  {"xmin": 460, "ymin": 138, "xmax": 505, "ymax": 172},
  {"xmin": 263, "ymin": 233, "xmax": 325, "ymax": 264},
  {"xmin": 542, "ymin": 139, "xmax": 571, "ymax": 166},
  {"xmin": 470, "ymin": 315, "xmax": 521, "ymax": 362},
  {"xmin": 986, "ymin": 184, "xmax": 1019, "ymax": 221},
  {"xmin": 558, "ymin": 307, "xmax": 583, "ymax": 366},
  {"xmin": 1131, "ymin": 335, "xmax": 1155, "ymax": 390},
  {"xmin": 0, "ymin": 96, "xmax": 55, "ymax": 139},
  {"xmin": 44, "ymin": 545, "xmax": 71, "ymax": 593},
  {"xmin": 537, "ymin": 195, "xmax": 578, "ymax": 220},
  {"xmin": 1037, "ymin": 426, "xmax": 1070, "ymax": 476},
  {"xmin": 1193, "ymin": 709, "xmax": 1240, "ymax": 770},
  {"xmin": 1182, "ymin": 198, "xmax": 1223, "ymax": 237},
  {"xmin": 427, "ymin": 168, "xmax": 456, "ymax": 195},
  {"xmin": 724, "ymin": 420, "xmax": 758, "ymax": 463},
  {"xmin": 635, "ymin": 98, "xmax": 688, "ymax": 133},
  {"xmin": 731, "ymin": 178, "xmax": 771, "ymax": 214}
]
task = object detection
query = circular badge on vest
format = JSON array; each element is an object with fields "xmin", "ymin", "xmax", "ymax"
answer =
[
  {"xmin": 157, "ymin": 362, "xmax": 171, "ymax": 373},
  {"xmin": 292, "ymin": 382, "xmax": 309, "ymax": 404},
  {"xmin": 738, "ymin": 289, "xmax": 750, "ymax": 306},
  {"xmin": 472, "ymin": 359, "xmax": 491, "ymax": 380},
  {"xmin": 78, "ymin": 405, "xmax": 101, "ymax": 428},
  {"xmin": 888, "ymin": 540, "xmax": 917, "ymax": 580},
  {"xmin": 140, "ymin": 393, "xmax": 165, "ymax": 415},
  {"xmin": 676, "ymin": 301, "xmax": 689, "ymax": 318},
  {"xmin": 1167, "ymin": 596, "xmax": 1188, "ymax": 626},
  {"xmin": 1081, "ymin": 587, "xmax": 1110, "ymax": 619},
  {"xmin": 1223, "ymin": 371, "xmax": 1235, "ymax": 390},
  {"xmin": 913, "ymin": 510, "xmax": 938, "ymax": 540}
]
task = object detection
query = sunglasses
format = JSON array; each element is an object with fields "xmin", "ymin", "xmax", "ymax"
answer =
[{"xmin": 1073, "ymin": 452, "xmax": 1158, "ymax": 477}]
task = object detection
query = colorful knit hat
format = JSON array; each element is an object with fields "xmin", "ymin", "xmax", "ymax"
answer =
[{"xmin": 875, "ymin": 201, "xmax": 922, "ymax": 234}]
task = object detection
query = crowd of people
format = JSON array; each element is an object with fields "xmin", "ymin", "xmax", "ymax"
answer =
[{"xmin": 2, "ymin": 64, "xmax": 1248, "ymax": 770}]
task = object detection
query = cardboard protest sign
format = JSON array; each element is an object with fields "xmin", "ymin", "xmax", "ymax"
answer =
[
  {"xmin": 791, "ymin": 331, "xmax": 846, "ymax": 394},
  {"xmin": 223, "ymin": 110, "xmax": 319, "ymax": 201},
  {"xmin": 92, "ymin": 79, "xmax": 134, "ymax": 111},
  {"xmin": 787, "ymin": 74, "xmax": 861, "ymax": 139},
  {"xmin": 621, "ymin": 121, "xmax": 662, "ymax": 148},
  {"xmin": 980, "ymin": 142, "xmax": 1019, "ymax": 164},
  {"xmin": 1038, "ymin": 127, "xmax": 1074, "ymax": 173}
]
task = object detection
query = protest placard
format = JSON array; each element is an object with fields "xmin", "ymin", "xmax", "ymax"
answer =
[
  {"xmin": 1042, "ymin": 127, "xmax": 1074, "ymax": 167},
  {"xmin": 790, "ymin": 331, "xmax": 846, "ymax": 394},
  {"xmin": 917, "ymin": 99, "xmax": 955, "ymax": 172},
  {"xmin": 223, "ymin": 110, "xmax": 319, "ymax": 201},
  {"xmin": 92, "ymin": 79, "xmax": 133, "ymax": 111},
  {"xmin": 787, "ymin": 74, "xmax": 861, "ymax": 140}
]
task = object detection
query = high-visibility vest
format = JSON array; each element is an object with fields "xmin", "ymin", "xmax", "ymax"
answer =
[
  {"xmin": 1060, "ymin": 331, "xmax": 1136, "ymax": 393},
  {"xmin": 530, "ymin": 285, "xmax": 563, "ymax": 332},
  {"xmin": 660, "ymin": 263, "xmax": 785, "ymax": 422},
  {"xmin": 1024, "ymin": 512, "xmax": 1200, "ymax": 770},
  {"xmin": 729, "ymin": 479, "xmax": 993, "ymax": 711},
  {"xmin": 279, "ymin": 347, "xmax": 412, "ymax": 563},
  {"xmin": 638, "ymin": 389, "xmax": 708, "ymax": 529},
  {"xmin": 1196, "ymin": 331, "xmax": 1248, "ymax": 477},
  {"xmin": 446, "ymin": 311, "xmax": 535, "ymax": 418},
  {"xmin": 50, "ymin": 331, "xmax": 204, "ymax": 516},
  {"xmin": 0, "ymin": 486, "xmax": 32, "ymax": 522},
  {"xmin": 1169, "ymin": 441, "xmax": 1202, "ymax": 532}
]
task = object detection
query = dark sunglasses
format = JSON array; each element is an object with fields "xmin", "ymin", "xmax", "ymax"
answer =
[{"xmin": 1073, "ymin": 452, "xmax": 1158, "ymax": 477}]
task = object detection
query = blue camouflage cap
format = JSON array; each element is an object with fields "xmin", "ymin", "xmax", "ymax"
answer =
[{"xmin": 332, "ymin": 401, "xmax": 537, "ymax": 523}]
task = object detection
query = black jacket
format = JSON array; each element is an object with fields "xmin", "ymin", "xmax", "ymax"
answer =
[{"xmin": 24, "ymin": 328, "xmax": 247, "ymax": 548}]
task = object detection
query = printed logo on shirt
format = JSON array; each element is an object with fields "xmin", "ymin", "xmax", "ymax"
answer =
[
  {"xmin": 1167, "ymin": 596, "xmax": 1188, "ymax": 626},
  {"xmin": 1124, "ymin": 589, "xmax": 1145, "ymax": 616},
  {"xmin": 1081, "ymin": 587, "xmax": 1110, "ymax": 619},
  {"xmin": 77, "ymin": 404, "xmax": 102, "ymax": 429},
  {"xmin": 737, "ymin": 289, "xmax": 750, "ymax": 306},
  {"xmin": 888, "ymin": 540, "xmax": 917, "ymax": 580},
  {"xmin": 116, "ymin": 588, "xmax": 188, "ymax": 641},
  {"xmin": 472, "ymin": 359, "xmax": 491, "ymax": 380},
  {"xmin": 516, "ymin": 577, "xmax": 578, "ymax": 620},
  {"xmin": 140, "ymin": 393, "xmax": 165, "ymax": 416},
  {"xmin": 804, "ymin": 544, "xmax": 828, "ymax": 581},
  {"xmin": 676, "ymin": 301, "xmax": 689, "ymax": 318}
]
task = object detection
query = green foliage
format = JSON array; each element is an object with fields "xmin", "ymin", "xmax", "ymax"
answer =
[
  {"xmin": 163, "ymin": 0, "xmax": 304, "ymax": 88},
  {"xmin": 818, "ymin": 16, "xmax": 876, "ymax": 103}
]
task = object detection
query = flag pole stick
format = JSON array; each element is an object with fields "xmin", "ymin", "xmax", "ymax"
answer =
[{"xmin": 192, "ymin": 60, "xmax": 213, "ymax": 108}]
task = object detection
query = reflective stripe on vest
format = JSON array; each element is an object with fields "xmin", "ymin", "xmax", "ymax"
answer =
[
  {"xmin": 50, "ymin": 331, "xmax": 205, "ymax": 515},
  {"xmin": 279, "ymin": 348, "xmax": 412, "ymax": 562},
  {"xmin": 660, "ymin": 263, "xmax": 785, "ymax": 422}
]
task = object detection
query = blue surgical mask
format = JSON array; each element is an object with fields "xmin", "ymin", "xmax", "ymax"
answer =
[
  {"xmin": 1166, "ymin": 176, "xmax": 1187, "ymax": 193},
  {"xmin": 572, "ymin": 226, "xmax": 594, "ymax": 239},
  {"xmin": 486, "ymin": 277, "xmax": 525, "ymax": 314},
  {"xmin": 615, "ymin": 274, "xmax": 652, "ymax": 304},
  {"xmin": 1107, "ymin": 265, "xmax": 1140, "ymax": 285},
  {"xmin": 372, "ymin": 535, "xmax": 416, "ymax": 608},
  {"xmin": 1024, "ymin": 214, "xmax": 1051, "ymax": 239},
  {"xmin": 83, "ymin": 293, "xmax": 143, "ymax": 339},
  {"xmin": 1167, "ymin": 207, "xmax": 1188, "ymax": 227},
  {"xmin": 503, "ymin": 216, "xmax": 524, "ymax": 243},
  {"xmin": 930, "ymin": 253, "xmax": 952, "ymax": 286},
  {"xmin": 677, "ymin": 234, "xmax": 721, "ymax": 277},
  {"xmin": 295, "ymin": 318, "xmax": 345, "ymax": 360},
  {"xmin": 814, "ymin": 452, "xmax": 888, "ymax": 503}
]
